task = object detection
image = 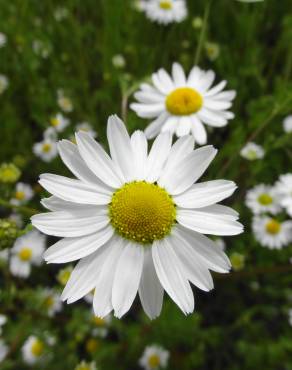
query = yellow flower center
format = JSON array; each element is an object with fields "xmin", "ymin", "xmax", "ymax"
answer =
[
  {"xmin": 57, "ymin": 269, "xmax": 71, "ymax": 285},
  {"xmin": 258, "ymin": 193, "xmax": 273, "ymax": 205},
  {"xmin": 93, "ymin": 316, "xmax": 105, "ymax": 327},
  {"xmin": 148, "ymin": 354, "xmax": 161, "ymax": 369},
  {"xmin": 50, "ymin": 118, "xmax": 60, "ymax": 127},
  {"xmin": 42, "ymin": 143, "xmax": 52, "ymax": 153},
  {"xmin": 109, "ymin": 181, "xmax": 176, "ymax": 244},
  {"xmin": 166, "ymin": 87, "xmax": 203, "ymax": 116},
  {"xmin": 15, "ymin": 190, "xmax": 25, "ymax": 200},
  {"xmin": 86, "ymin": 338, "xmax": 99, "ymax": 354},
  {"xmin": 247, "ymin": 150, "xmax": 257, "ymax": 160},
  {"xmin": 159, "ymin": 0, "xmax": 172, "ymax": 10},
  {"xmin": 44, "ymin": 295, "xmax": 54, "ymax": 308},
  {"xmin": 31, "ymin": 339, "xmax": 44, "ymax": 357},
  {"xmin": 265, "ymin": 219, "xmax": 281, "ymax": 235},
  {"xmin": 18, "ymin": 247, "xmax": 32, "ymax": 261}
]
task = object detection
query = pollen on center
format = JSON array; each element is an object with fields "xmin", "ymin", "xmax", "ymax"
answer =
[{"xmin": 166, "ymin": 87, "xmax": 203, "ymax": 116}]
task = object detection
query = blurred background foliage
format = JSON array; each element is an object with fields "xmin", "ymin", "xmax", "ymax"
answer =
[{"xmin": 0, "ymin": 0, "xmax": 292, "ymax": 369}]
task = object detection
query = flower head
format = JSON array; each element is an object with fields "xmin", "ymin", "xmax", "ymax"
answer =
[
  {"xmin": 131, "ymin": 62, "xmax": 236, "ymax": 144},
  {"xmin": 240, "ymin": 142, "xmax": 265, "ymax": 160},
  {"xmin": 11, "ymin": 182, "xmax": 34, "ymax": 206},
  {"xmin": 276, "ymin": 174, "xmax": 292, "ymax": 216},
  {"xmin": 245, "ymin": 184, "xmax": 281, "ymax": 215},
  {"xmin": 33, "ymin": 138, "xmax": 58, "ymax": 162},
  {"xmin": 141, "ymin": 0, "xmax": 187, "ymax": 25},
  {"xmin": 0, "ymin": 75, "xmax": 9, "ymax": 94},
  {"xmin": 32, "ymin": 115, "xmax": 242, "ymax": 319},
  {"xmin": 50, "ymin": 113, "xmax": 70, "ymax": 132},
  {"xmin": 41, "ymin": 288, "xmax": 62, "ymax": 317},
  {"xmin": 139, "ymin": 345, "xmax": 169, "ymax": 370},
  {"xmin": 22, "ymin": 336, "xmax": 45, "ymax": 364},
  {"xmin": 283, "ymin": 115, "xmax": 292, "ymax": 133}
]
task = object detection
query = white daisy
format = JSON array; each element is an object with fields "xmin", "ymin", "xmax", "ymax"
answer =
[
  {"xmin": 32, "ymin": 115, "xmax": 242, "ymax": 319},
  {"xmin": 0, "ymin": 340, "xmax": 8, "ymax": 363},
  {"xmin": 0, "ymin": 314, "xmax": 7, "ymax": 335},
  {"xmin": 276, "ymin": 174, "xmax": 292, "ymax": 217},
  {"xmin": 91, "ymin": 313, "xmax": 112, "ymax": 338},
  {"xmin": 44, "ymin": 127, "xmax": 58, "ymax": 141},
  {"xmin": 283, "ymin": 115, "xmax": 292, "ymax": 133},
  {"xmin": 245, "ymin": 184, "xmax": 281, "ymax": 215},
  {"xmin": 205, "ymin": 42, "xmax": 220, "ymax": 62},
  {"xmin": 57, "ymin": 91, "xmax": 73, "ymax": 113},
  {"xmin": 139, "ymin": 344, "xmax": 169, "ymax": 370},
  {"xmin": 240, "ymin": 142, "xmax": 265, "ymax": 160},
  {"xmin": 142, "ymin": 0, "xmax": 187, "ymax": 25},
  {"xmin": 10, "ymin": 230, "xmax": 45, "ymax": 278},
  {"xmin": 131, "ymin": 62, "xmax": 236, "ymax": 144},
  {"xmin": 76, "ymin": 122, "xmax": 97, "ymax": 138},
  {"xmin": 288, "ymin": 309, "xmax": 292, "ymax": 326},
  {"xmin": 41, "ymin": 288, "xmax": 62, "ymax": 317},
  {"xmin": 22, "ymin": 336, "xmax": 45, "ymax": 365},
  {"xmin": 50, "ymin": 113, "xmax": 70, "ymax": 132},
  {"xmin": 33, "ymin": 138, "xmax": 58, "ymax": 162},
  {"xmin": 54, "ymin": 7, "xmax": 69, "ymax": 22},
  {"xmin": 0, "ymin": 74, "xmax": 9, "ymax": 94},
  {"xmin": 0, "ymin": 32, "xmax": 7, "ymax": 48},
  {"xmin": 10, "ymin": 182, "xmax": 34, "ymax": 206},
  {"xmin": 252, "ymin": 216, "xmax": 292, "ymax": 249}
]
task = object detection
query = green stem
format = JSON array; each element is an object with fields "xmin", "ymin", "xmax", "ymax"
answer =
[
  {"xmin": 0, "ymin": 198, "xmax": 38, "ymax": 216},
  {"xmin": 194, "ymin": 0, "xmax": 212, "ymax": 65}
]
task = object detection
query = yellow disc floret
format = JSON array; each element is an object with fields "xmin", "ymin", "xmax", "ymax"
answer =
[
  {"xmin": 15, "ymin": 190, "xmax": 25, "ymax": 200},
  {"xmin": 31, "ymin": 339, "xmax": 44, "ymax": 357},
  {"xmin": 258, "ymin": 193, "xmax": 273, "ymax": 205},
  {"xmin": 265, "ymin": 219, "xmax": 281, "ymax": 235},
  {"xmin": 166, "ymin": 87, "xmax": 203, "ymax": 116},
  {"xmin": 148, "ymin": 354, "xmax": 161, "ymax": 369},
  {"xmin": 159, "ymin": 0, "xmax": 172, "ymax": 10},
  {"xmin": 42, "ymin": 143, "xmax": 52, "ymax": 153},
  {"xmin": 18, "ymin": 247, "xmax": 32, "ymax": 261},
  {"xmin": 109, "ymin": 181, "xmax": 176, "ymax": 244},
  {"xmin": 50, "ymin": 118, "xmax": 60, "ymax": 127}
]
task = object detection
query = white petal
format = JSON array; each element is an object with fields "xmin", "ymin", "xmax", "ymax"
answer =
[
  {"xmin": 39, "ymin": 174, "xmax": 111, "ymax": 205},
  {"xmin": 152, "ymin": 237, "xmax": 194, "ymax": 315},
  {"xmin": 130, "ymin": 103, "xmax": 165, "ymax": 118},
  {"xmin": 138, "ymin": 248, "xmax": 164, "ymax": 320},
  {"xmin": 204, "ymin": 99, "xmax": 232, "ymax": 111},
  {"xmin": 176, "ymin": 116, "xmax": 191, "ymax": 137},
  {"xmin": 173, "ymin": 225, "xmax": 231, "ymax": 273},
  {"xmin": 197, "ymin": 108, "xmax": 227, "ymax": 127},
  {"xmin": 131, "ymin": 131, "xmax": 148, "ymax": 180},
  {"xmin": 204, "ymin": 80, "xmax": 227, "ymax": 97},
  {"xmin": 177, "ymin": 208, "xmax": 243, "ymax": 236},
  {"xmin": 159, "ymin": 146, "xmax": 217, "ymax": 195},
  {"xmin": 187, "ymin": 66, "xmax": 201, "ymax": 86},
  {"xmin": 190, "ymin": 115, "xmax": 207, "ymax": 145},
  {"xmin": 174, "ymin": 180, "xmax": 237, "ymax": 208},
  {"xmin": 145, "ymin": 132, "xmax": 172, "ymax": 183},
  {"xmin": 211, "ymin": 90, "xmax": 236, "ymax": 101},
  {"xmin": 134, "ymin": 91, "xmax": 165, "ymax": 104},
  {"xmin": 199, "ymin": 70, "xmax": 216, "ymax": 92},
  {"xmin": 112, "ymin": 243, "xmax": 144, "ymax": 318},
  {"xmin": 31, "ymin": 208, "xmax": 108, "ymax": 237},
  {"xmin": 152, "ymin": 73, "xmax": 171, "ymax": 94},
  {"xmin": 41, "ymin": 196, "xmax": 97, "ymax": 212},
  {"xmin": 144, "ymin": 112, "xmax": 169, "ymax": 139},
  {"xmin": 61, "ymin": 244, "xmax": 111, "ymax": 303},
  {"xmin": 93, "ymin": 237, "xmax": 124, "ymax": 318},
  {"xmin": 161, "ymin": 116, "xmax": 180, "ymax": 134},
  {"xmin": 172, "ymin": 62, "xmax": 186, "ymax": 87},
  {"xmin": 44, "ymin": 226, "xmax": 114, "ymax": 263},
  {"xmin": 76, "ymin": 131, "xmax": 123, "ymax": 188},
  {"xmin": 157, "ymin": 69, "xmax": 175, "ymax": 91},
  {"xmin": 107, "ymin": 115, "xmax": 135, "ymax": 182}
]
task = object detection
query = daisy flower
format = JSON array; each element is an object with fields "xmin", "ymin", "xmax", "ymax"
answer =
[
  {"xmin": 41, "ymin": 288, "xmax": 62, "ymax": 317},
  {"xmin": 141, "ymin": 0, "xmax": 187, "ymax": 25},
  {"xmin": 75, "ymin": 361, "xmax": 97, "ymax": 370},
  {"xmin": 76, "ymin": 122, "xmax": 97, "ymax": 138},
  {"xmin": 252, "ymin": 216, "xmax": 292, "ymax": 249},
  {"xmin": 10, "ymin": 182, "xmax": 34, "ymax": 206},
  {"xmin": 50, "ymin": 113, "xmax": 70, "ymax": 132},
  {"xmin": 22, "ymin": 336, "xmax": 45, "ymax": 365},
  {"xmin": 245, "ymin": 184, "xmax": 281, "ymax": 215},
  {"xmin": 56, "ymin": 265, "xmax": 73, "ymax": 286},
  {"xmin": 283, "ymin": 115, "xmax": 292, "ymax": 133},
  {"xmin": 240, "ymin": 142, "xmax": 265, "ymax": 160},
  {"xmin": 0, "ymin": 314, "xmax": 7, "ymax": 335},
  {"xmin": 0, "ymin": 74, "xmax": 9, "ymax": 94},
  {"xmin": 230, "ymin": 252, "xmax": 245, "ymax": 271},
  {"xmin": 139, "ymin": 344, "xmax": 169, "ymax": 370},
  {"xmin": 33, "ymin": 138, "xmax": 58, "ymax": 162},
  {"xmin": 205, "ymin": 42, "xmax": 220, "ymax": 62},
  {"xmin": 10, "ymin": 230, "xmax": 45, "ymax": 278},
  {"xmin": 91, "ymin": 313, "xmax": 111, "ymax": 338},
  {"xmin": 131, "ymin": 62, "xmax": 236, "ymax": 144},
  {"xmin": 57, "ymin": 91, "xmax": 73, "ymax": 113},
  {"xmin": 32, "ymin": 115, "xmax": 242, "ymax": 319},
  {"xmin": 276, "ymin": 174, "xmax": 292, "ymax": 217},
  {"xmin": 0, "ymin": 32, "xmax": 7, "ymax": 48},
  {"xmin": 43, "ymin": 127, "xmax": 58, "ymax": 141},
  {"xmin": 0, "ymin": 340, "xmax": 8, "ymax": 363}
]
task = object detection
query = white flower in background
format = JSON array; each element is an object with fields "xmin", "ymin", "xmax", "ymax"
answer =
[
  {"xmin": 139, "ymin": 345, "xmax": 169, "ymax": 370},
  {"xmin": 205, "ymin": 42, "xmax": 220, "ymax": 62},
  {"xmin": 214, "ymin": 238, "xmax": 226, "ymax": 251},
  {"xmin": 0, "ymin": 340, "xmax": 8, "ymax": 363},
  {"xmin": 41, "ymin": 288, "xmax": 62, "ymax": 317},
  {"xmin": 50, "ymin": 113, "xmax": 70, "ymax": 132},
  {"xmin": 91, "ymin": 313, "xmax": 112, "ymax": 338},
  {"xmin": 112, "ymin": 54, "xmax": 126, "ymax": 69},
  {"xmin": 131, "ymin": 62, "xmax": 236, "ymax": 144},
  {"xmin": 142, "ymin": 0, "xmax": 187, "ymax": 25},
  {"xmin": 10, "ymin": 182, "xmax": 33, "ymax": 206},
  {"xmin": 32, "ymin": 115, "xmax": 242, "ymax": 319},
  {"xmin": 32, "ymin": 40, "xmax": 51, "ymax": 59},
  {"xmin": 276, "ymin": 174, "xmax": 292, "ymax": 217},
  {"xmin": 283, "ymin": 115, "xmax": 292, "ymax": 133},
  {"xmin": 56, "ymin": 265, "xmax": 73, "ymax": 286},
  {"xmin": 245, "ymin": 184, "xmax": 281, "ymax": 215},
  {"xmin": 22, "ymin": 336, "xmax": 45, "ymax": 365},
  {"xmin": 0, "ymin": 32, "xmax": 7, "ymax": 48},
  {"xmin": 240, "ymin": 142, "xmax": 265, "ymax": 160},
  {"xmin": 54, "ymin": 7, "xmax": 69, "ymax": 21},
  {"xmin": 288, "ymin": 309, "xmax": 292, "ymax": 326},
  {"xmin": 230, "ymin": 251, "xmax": 245, "ymax": 271},
  {"xmin": 0, "ymin": 315, "xmax": 7, "ymax": 335},
  {"xmin": 9, "ymin": 212, "xmax": 23, "ymax": 228},
  {"xmin": 0, "ymin": 249, "xmax": 8, "ymax": 262},
  {"xmin": 57, "ymin": 90, "xmax": 73, "ymax": 113},
  {"xmin": 0, "ymin": 74, "xmax": 9, "ymax": 94},
  {"xmin": 33, "ymin": 138, "xmax": 58, "ymax": 162},
  {"xmin": 76, "ymin": 122, "xmax": 97, "ymax": 138},
  {"xmin": 252, "ymin": 216, "xmax": 292, "ymax": 249},
  {"xmin": 44, "ymin": 127, "xmax": 58, "ymax": 141},
  {"xmin": 75, "ymin": 361, "xmax": 97, "ymax": 370},
  {"xmin": 10, "ymin": 230, "xmax": 45, "ymax": 278}
]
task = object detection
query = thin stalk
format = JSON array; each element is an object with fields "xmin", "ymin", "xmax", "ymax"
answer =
[{"xmin": 194, "ymin": 0, "xmax": 212, "ymax": 65}]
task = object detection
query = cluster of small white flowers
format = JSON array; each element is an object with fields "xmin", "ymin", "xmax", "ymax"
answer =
[{"xmin": 246, "ymin": 178, "xmax": 292, "ymax": 249}]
